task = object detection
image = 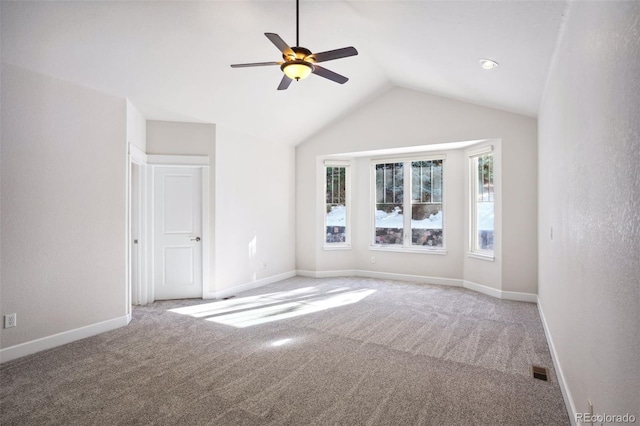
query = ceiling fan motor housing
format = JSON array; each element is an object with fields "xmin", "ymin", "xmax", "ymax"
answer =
[{"xmin": 282, "ymin": 47, "xmax": 313, "ymax": 61}]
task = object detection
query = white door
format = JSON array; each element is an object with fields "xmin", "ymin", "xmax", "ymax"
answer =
[{"xmin": 154, "ymin": 166, "xmax": 203, "ymax": 300}]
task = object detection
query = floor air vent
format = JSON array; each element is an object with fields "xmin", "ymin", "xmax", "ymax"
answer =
[{"xmin": 531, "ymin": 365, "xmax": 549, "ymax": 381}]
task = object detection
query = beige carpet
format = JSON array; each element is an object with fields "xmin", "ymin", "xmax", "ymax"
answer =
[{"xmin": 0, "ymin": 276, "xmax": 569, "ymax": 425}]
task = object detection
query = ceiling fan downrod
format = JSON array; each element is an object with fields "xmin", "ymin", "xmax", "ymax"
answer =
[{"xmin": 296, "ymin": 0, "xmax": 300, "ymax": 47}]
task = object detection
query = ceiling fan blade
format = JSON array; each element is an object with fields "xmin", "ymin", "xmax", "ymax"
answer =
[
  {"xmin": 308, "ymin": 47, "xmax": 358, "ymax": 63},
  {"xmin": 230, "ymin": 61, "xmax": 281, "ymax": 68},
  {"xmin": 312, "ymin": 65, "xmax": 349, "ymax": 84},
  {"xmin": 277, "ymin": 75, "xmax": 293, "ymax": 91},
  {"xmin": 265, "ymin": 33, "xmax": 294, "ymax": 57}
]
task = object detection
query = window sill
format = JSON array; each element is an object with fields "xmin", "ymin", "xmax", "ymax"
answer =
[
  {"xmin": 369, "ymin": 245, "xmax": 447, "ymax": 255},
  {"xmin": 323, "ymin": 245, "xmax": 352, "ymax": 251},
  {"xmin": 467, "ymin": 252, "xmax": 495, "ymax": 262}
]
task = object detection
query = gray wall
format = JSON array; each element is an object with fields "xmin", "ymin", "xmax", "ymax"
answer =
[
  {"xmin": 538, "ymin": 0, "xmax": 640, "ymax": 418},
  {"xmin": 147, "ymin": 120, "xmax": 214, "ymax": 157},
  {"xmin": 126, "ymin": 100, "xmax": 146, "ymax": 153},
  {"xmin": 0, "ymin": 63, "xmax": 127, "ymax": 349}
]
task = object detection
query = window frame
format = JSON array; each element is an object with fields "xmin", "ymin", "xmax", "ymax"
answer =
[
  {"xmin": 323, "ymin": 160, "xmax": 351, "ymax": 250},
  {"xmin": 369, "ymin": 155, "xmax": 447, "ymax": 255},
  {"xmin": 468, "ymin": 146, "xmax": 495, "ymax": 261}
]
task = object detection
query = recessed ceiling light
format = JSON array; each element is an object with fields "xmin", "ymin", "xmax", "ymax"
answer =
[{"xmin": 479, "ymin": 59, "xmax": 499, "ymax": 70}]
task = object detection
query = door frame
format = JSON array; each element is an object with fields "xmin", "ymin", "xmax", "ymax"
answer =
[
  {"xmin": 148, "ymin": 154, "xmax": 210, "ymax": 302},
  {"xmin": 127, "ymin": 143, "xmax": 149, "ymax": 312}
]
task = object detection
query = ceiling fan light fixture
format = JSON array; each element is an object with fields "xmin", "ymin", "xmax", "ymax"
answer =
[
  {"xmin": 281, "ymin": 60, "xmax": 314, "ymax": 81},
  {"xmin": 479, "ymin": 59, "xmax": 499, "ymax": 70}
]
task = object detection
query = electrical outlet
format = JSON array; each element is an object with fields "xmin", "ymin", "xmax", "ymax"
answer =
[
  {"xmin": 4, "ymin": 313, "xmax": 17, "ymax": 328},
  {"xmin": 371, "ymin": 257, "xmax": 376, "ymax": 264},
  {"xmin": 262, "ymin": 262, "xmax": 267, "ymax": 270}
]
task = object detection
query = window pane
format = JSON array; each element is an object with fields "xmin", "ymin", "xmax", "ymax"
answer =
[
  {"xmin": 375, "ymin": 164, "xmax": 384, "ymax": 204},
  {"xmin": 326, "ymin": 166, "xmax": 347, "ymax": 244},
  {"xmin": 474, "ymin": 154, "xmax": 494, "ymax": 251},
  {"xmin": 375, "ymin": 163, "xmax": 403, "ymax": 245},
  {"xmin": 411, "ymin": 160, "xmax": 443, "ymax": 247},
  {"xmin": 432, "ymin": 162, "xmax": 442, "ymax": 203},
  {"xmin": 477, "ymin": 201, "xmax": 494, "ymax": 250}
]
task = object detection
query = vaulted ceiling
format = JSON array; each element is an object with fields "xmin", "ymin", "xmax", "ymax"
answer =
[{"xmin": 1, "ymin": 1, "xmax": 567, "ymax": 146}]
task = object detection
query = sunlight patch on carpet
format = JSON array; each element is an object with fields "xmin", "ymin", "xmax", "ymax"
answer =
[{"xmin": 168, "ymin": 286, "xmax": 376, "ymax": 328}]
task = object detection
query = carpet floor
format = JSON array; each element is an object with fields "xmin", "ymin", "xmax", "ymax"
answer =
[{"xmin": 0, "ymin": 276, "xmax": 569, "ymax": 425}]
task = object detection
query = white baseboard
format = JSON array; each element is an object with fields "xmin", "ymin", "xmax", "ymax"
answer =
[
  {"xmin": 462, "ymin": 279, "xmax": 502, "ymax": 299},
  {"xmin": 357, "ymin": 270, "xmax": 463, "ymax": 288},
  {"xmin": 297, "ymin": 269, "xmax": 462, "ymax": 287},
  {"xmin": 0, "ymin": 315, "xmax": 130, "ymax": 364},
  {"xmin": 296, "ymin": 269, "xmax": 358, "ymax": 279},
  {"xmin": 463, "ymin": 280, "xmax": 538, "ymax": 303},
  {"xmin": 537, "ymin": 298, "xmax": 577, "ymax": 426},
  {"xmin": 297, "ymin": 269, "xmax": 536, "ymax": 303},
  {"xmin": 500, "ymin": 289, "xmax": 538, "ymax": 303},
  {"xmin": 207, "ymin": 270, "xmax": 297, "ymax": 299}
]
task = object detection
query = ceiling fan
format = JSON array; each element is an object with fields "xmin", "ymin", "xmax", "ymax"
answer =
[{"xmin": 230, "ymin": 0, "xmax": 358, "ymax": 90}]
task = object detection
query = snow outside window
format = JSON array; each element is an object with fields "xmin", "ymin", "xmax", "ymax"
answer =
[
  {"xmin": 373, "ymin": 158, "xmax": 445, "ymax": 250},
  {"xmin": 470, "ymin": 152, "xmax": 494, "ymax": 254},
  {"xmin": 325, "ymin": 164, "xmax": 349, "ymax": 246}
]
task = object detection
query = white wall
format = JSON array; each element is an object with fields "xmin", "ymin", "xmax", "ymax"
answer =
[
  {"xmin": 146, "ymin": 120, "xmax": 216, "ymax": 294},
  {"xmin": 538, "ymin": 0, "xmax": 640, "ymax": 420},
  {"xmin": 214, "ymin": 125, "xmax": 296, "ymax": 292},
  {"xmin": 296, "ymin": 86, "xmax": 537, "ymax": 295},
  {"xmin": 0, "ymin": 63, "xmax": 127, "ymax": 350},
  {"xmin": 146, "ymin": 121, "xmax": 296, "ymax": 295},
  {"xmin": 126, "ymin": 100, "xmax": 146, "ymax": 152}
]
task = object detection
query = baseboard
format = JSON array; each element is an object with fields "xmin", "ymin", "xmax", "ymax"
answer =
[
  {"xmin": 463, "ymin": 280, "xmax": 537, "ymax": 303},
  {"xmin": 500, "ymin": 289, "xmax": 538, "ymax": 303},
  {"xmin": 0, "ymin": 315, "xmax": 130, "ymax": 364},
  {"xmin": 462, "ymin": 279, "xmax": 502, "ymax": 299},
  {"xmin": 296, "ymin": 269, "xmax": 536, "ymax": 303},
  {"xmin": 297, "ymin": 269, "xmax": 462, "ymax": 287},
  {"xmin": 296, "ymin": 269, "xmax": 358, "ymax": 279},
  {"xmin": 537, "ymin": 298, "xmax": 577, "ymax": 426},
  {"xmin": 356, "ymin": 270, "xmax": 463, "ymax": 288},
  {"xmin": 208, "ymin": 270, "xmax": 297, "ymax": 299}
]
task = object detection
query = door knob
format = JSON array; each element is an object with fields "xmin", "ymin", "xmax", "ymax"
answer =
[{"xmin": 190, "ymin": 237, "xmax": 201, "ymax": 242}]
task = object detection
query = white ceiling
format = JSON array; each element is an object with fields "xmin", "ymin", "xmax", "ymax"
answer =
[{"xmin": 1, "ymin": 1, "xmax": 568, "ymax": 146}]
